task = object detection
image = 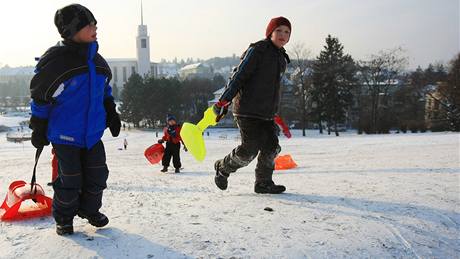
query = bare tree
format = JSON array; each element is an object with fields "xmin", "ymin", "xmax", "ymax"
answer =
[
  {"xmin": 289, "ymin": 43, "xmax": 312, "ymax": 136},
  {"xmin": 358, "ymin": 47, "xmax": 408, "ymax": 133}
]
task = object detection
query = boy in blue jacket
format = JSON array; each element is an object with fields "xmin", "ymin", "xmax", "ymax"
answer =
[{"xmin": 29, "ymin": 4, "xmax": 121, "ymax": 235}]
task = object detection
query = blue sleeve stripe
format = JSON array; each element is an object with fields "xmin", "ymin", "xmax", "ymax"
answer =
[
  {"xmin": 226, "ymin": 46, "xmax": 256, "ymax": 89},
  {"xmin": 30, "ymin": 100, "xmax": 52, "ymax": 119}
]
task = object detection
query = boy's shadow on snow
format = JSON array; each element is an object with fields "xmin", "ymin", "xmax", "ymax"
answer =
[
  {"xmin": 67, "ymin": 227, "xmax": 191, "ymax": 259},
  {"xmin": 270, "ymin": 193, "xmax": 460, "ymax": 227}
]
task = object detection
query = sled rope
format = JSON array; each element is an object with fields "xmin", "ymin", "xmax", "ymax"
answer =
[{"xmin": 30, "ymin": 147, "xmax": 43, "ymax": 195}]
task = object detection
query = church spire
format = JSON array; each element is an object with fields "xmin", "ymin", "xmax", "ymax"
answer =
[
  {"xmin": 136, "ymin": 0, "xmax": 151, "ymax": 77},
  {"xmin": 140, "ymin": 0, "xmax": 144, "ymax": 25}
]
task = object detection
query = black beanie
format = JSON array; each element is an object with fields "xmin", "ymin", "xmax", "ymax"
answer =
[{"xmin": 54, "ymin": 4, "xmax": 97, "ymax": 39}]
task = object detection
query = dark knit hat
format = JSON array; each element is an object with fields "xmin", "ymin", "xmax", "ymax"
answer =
[
  {"xmin": 54, "ymin": 4, "xmax": 97, "ymax": 39},
  {"xmin": 166, "ymin": 114, "xmax": 176, "ymax": 122},
  {"xmin": 265, "ymin": 16, "xmax": 291, "ymax": 38}
]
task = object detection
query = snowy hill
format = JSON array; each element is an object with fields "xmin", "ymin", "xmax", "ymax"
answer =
[{"xmin": 0, "ymin": 114, "xmax": 459, "ymax": 258}]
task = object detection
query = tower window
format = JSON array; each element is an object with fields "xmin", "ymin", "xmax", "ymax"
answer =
[{"xmin": 141, "ymin": 39, "xmax": 147, "ymax": 48}]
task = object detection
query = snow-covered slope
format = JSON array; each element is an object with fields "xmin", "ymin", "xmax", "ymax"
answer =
[{"xmin": 0, "ymin": 117, "xmax": 458, "ymax": 258}]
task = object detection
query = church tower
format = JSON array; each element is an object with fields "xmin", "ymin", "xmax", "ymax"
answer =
[{"xmin": 136, "ymin": 1, "xmax": 151, "ymax": 77}]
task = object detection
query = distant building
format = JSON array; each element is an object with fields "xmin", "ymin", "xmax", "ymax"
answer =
[
  {"xmin": 153, "ymin": 63, "xmax": 179, "ymax": 79},
  {"xmin": 178, "ymin": 63, "xmax": 213, "ymax": 80},
  {"xmin": 425, "ymin": 84, "xmax": 448, "ymax": 130},
  {"xmin": 107, "ymin": 3, "xmax": 178, "ymax": 92}
]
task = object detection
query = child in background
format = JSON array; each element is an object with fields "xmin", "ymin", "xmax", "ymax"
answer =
[{"xmin": 158, "ymin": 114, "xmax": 186, "ymax": 173}]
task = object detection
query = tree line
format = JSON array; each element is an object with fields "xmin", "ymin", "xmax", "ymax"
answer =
[
  {"xmin": 119, "ymin": 74, "xmax": 225, "ymax": 127},
  {"xmin": 108, "ymin": 34, "xmax": 460, "ymax": 135},
  {"xmin": 284, "ymin": 35, "xmax": 459, "ymax": 136}
]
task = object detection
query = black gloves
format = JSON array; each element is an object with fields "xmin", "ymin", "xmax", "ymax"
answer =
[
  {"xmin": 104, "ymin": 98, "xmax": 121, "ymax": 137},
  {"xmin": 158, "ymin": 139, "xmax": 164, "ymax": 144},
  {"xmin": 29, "ymin": 116, "xmax": 50, "ymax": 149}
]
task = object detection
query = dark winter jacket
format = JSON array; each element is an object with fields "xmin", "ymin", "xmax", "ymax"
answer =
[
  {"xmin": 162, "ymin": 125, "xmax": 182, "ymax": 144},
  {"xmin": 29, "ymin": 40, "xmax": 113, "ymax": 148},
  {"xmin": 219, "ymin": 38, "xmax": 290, "ymax": 120}
]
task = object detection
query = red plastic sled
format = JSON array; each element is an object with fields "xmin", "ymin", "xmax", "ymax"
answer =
[
  {"xmin": 275, "ymin": 154, "xmax": 298, "ymax": 170},
  {"xmin": 144, "ymin": 143, "xmax": 165, "ymax": 164},
  {"xmin": 0, "ymin": 180, "xmax": 53, "ymax": 221}
]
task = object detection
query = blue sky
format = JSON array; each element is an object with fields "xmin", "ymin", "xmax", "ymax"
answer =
[{"xmin": 0, "ymin": 0, "xmax": 458, "ymax": 69}]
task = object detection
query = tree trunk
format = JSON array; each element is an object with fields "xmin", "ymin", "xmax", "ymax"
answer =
[
  {"xmin": 302, "ymin": 92, "xmax": 307, "ymax": 137},
  {"xmin": 334, "ymin": 121, "xmax": 339, "ymax": 136},
  {"xmin": 370, "ymin": 92, "xmax": 377, "ymax": 134},
  {"xmin": 318, "ymin": 116, "xmax": 323, "ymax": 134}
]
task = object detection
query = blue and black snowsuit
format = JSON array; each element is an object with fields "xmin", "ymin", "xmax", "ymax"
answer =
[{"xmin": 29, "ymin": 40, "xmax": 117, "ymax": 224}]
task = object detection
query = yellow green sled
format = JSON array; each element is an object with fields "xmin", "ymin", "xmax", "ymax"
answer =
[{"xmin": 180, "ymin": 107, "xmax": 217, "ymax": 162}]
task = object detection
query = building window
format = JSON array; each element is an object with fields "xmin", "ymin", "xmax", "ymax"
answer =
[
  {"xmin": 131, "ymin": 66, "xmax": 136, "ymax": 75},
  {"xmin": 113, "ymin": 67, "xmax": 118, "ymax": 82},
  {"xmin": 141, "ymin": 39, "xmax": 147, "ymax": 48},
  {"xmin": 123, "ymin": 67, "xmax": 127, "ymax": 82}
]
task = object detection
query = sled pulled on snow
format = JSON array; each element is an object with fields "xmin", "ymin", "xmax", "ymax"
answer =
[
  {"xmin": 0, "ymin": 180, "xmax": 52, "ymax": 221},
  {"xmin": 275, "ymin": 154, "xmax": 298, "ymax": 170},
  {"xmin": 144, "ymin": 143, "xmax": 165, "ymax": 164},
  {"xmin": 181, "ymin": 107, "xmax": 217, "ymax": 161},
  {"xmin": 0, "ymin": 147, "xmax": 53, "ymax": 221}
]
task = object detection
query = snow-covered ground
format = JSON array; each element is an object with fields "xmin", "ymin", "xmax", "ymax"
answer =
[
  {"xmin": 0, "ymin": 112, "xmax": 28, "ymax": 128},
  {"xmin": 0, "ymin": 115, "xmax": 459, "ymax": 258}
]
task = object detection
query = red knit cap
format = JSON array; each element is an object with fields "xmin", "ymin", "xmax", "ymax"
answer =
[{"xmin": 265, "ymin": 16, "xmax": 291, "ymax": 38}]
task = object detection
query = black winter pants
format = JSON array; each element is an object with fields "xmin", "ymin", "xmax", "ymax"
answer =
[
  {"xmin": 216, "ymin": 117, "xmax": 281, "ymax": 183},
  {"xmin": 51, "ymin": 141, "xmax": 109, "ymax": 223},
  {"xmin": 162, "ymin": 142, "xmax": 181, "ymax": 169}
]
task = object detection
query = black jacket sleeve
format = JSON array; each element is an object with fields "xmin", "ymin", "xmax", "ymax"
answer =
[{"xmin": 219, "ymin": 44, "xmax": 261, "ymax": 102}]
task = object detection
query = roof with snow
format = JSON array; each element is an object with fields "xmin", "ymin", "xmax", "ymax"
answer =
[
  {"xmin": 179, "ymin": 63, "xmax": 210, "ymax": 71},
  {"xmin": 106, "ymin": 58, "xmax": 137, "ymax": 63}
]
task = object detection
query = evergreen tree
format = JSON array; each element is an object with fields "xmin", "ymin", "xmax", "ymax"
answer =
[
  {"xmin": 143, "ymin": 77, "xmax": 182, "ymax": 127},
  {"xmin": 119, "ymin": 73, "xmax": 144, "ymax": 127},
  {"xmin": 312, "ymin": 35, "xmax": 357, "ymax": 136}
]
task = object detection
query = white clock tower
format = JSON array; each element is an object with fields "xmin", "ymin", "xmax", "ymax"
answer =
[{"xmin": 136, "ymin": 1, "xmax": 151, "ymax": 77}]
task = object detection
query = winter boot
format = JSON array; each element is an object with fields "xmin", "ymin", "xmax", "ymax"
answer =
[
  {"xmin": 175, "ymin": 168, "xmax": 180, "ymax": 173},
  {"xmin": 55, "ymin": 217, "xmax": 74, "ymax": 235},
  {"xmin": 214, "ymin": 160, "xmax": 229, "ymax": 190},
  {"xmin": 77, "ymin": 211, "xmax": 109, "ymax": 228},
  {"xmin": 255, "ymin": 181, "xmax": 286, "ymax": 194},
  {"xmin": 160, "ymin": 166, "xmax": 168, "ymax": 172},
  {"xmin": 56, "ymin": 223, "xmax": 74, "ymax": 236}
]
